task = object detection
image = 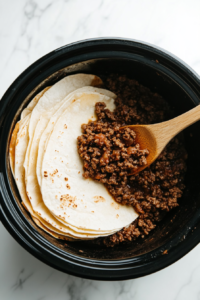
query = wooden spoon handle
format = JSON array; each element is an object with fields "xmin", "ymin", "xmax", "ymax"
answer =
[{"xmin": 150, "ymin": 104, "xmax": 200, "ymax": 153}]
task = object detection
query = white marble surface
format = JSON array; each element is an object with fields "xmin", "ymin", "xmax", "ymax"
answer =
[{"xmin": 1, "ymin": 0, "xmax": 200, "ymax": 299}]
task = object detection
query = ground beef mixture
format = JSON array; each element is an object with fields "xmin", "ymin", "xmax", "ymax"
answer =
[
  {"xmin": 78, "ymin": 122, "xmax": 149, "ymax": 181},
  {"xmin": 77, "ymin": 75, "xmax": 187, "ymax": 247}
]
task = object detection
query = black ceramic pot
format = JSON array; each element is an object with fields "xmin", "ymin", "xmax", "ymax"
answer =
[{"xmin": 1, "ymin": 38, "xmax": 200, "ymax": 281}]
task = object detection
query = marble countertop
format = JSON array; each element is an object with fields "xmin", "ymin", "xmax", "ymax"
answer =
[{"xmin": 1, "ymin": 0, "xmax": 200, "ymax": 299}]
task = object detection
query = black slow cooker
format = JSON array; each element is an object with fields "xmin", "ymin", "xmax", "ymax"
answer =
[{"xmin": 1, "ymin": 38, "xmax": 200, "ymax": 280}]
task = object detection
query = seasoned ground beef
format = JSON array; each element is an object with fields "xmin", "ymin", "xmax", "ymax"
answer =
[
  {"xmin": 77, "ymin": 75, "xmax": 187, "ymax": 247},
  {"xmin": 78, "ymin": 120, "xmax": 149, "ymax": 182}
]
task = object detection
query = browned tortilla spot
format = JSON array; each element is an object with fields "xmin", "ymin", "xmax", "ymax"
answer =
[
  {"xmin": 93, "ymin": 196, "xmax": 105, "ymax": 203},
  {"xmin": 50, "ymin": 169, "xmax": 58, "ymax": 177},
  {"xmin": 111, "ymin": 202, "xmax": 120, "ymax": 210},
  {"xmin": 60, "ymin": 194, "xmax": 76, "ymax": 208}
]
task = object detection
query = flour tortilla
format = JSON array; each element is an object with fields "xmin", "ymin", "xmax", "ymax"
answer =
[
  {"xmin": 11, "ymin": 87, "xmax": 52, "ymax": 192},
  {"xmin": 10, "ymin": 87, "xmax": 51, "ymax": 190},
  {"xmin": 12, "ymin": 108, "xmax": 78, "ymax": 238},
  {"xmin": 24, "ymin": 74, "xmax": 102, "ymax": 182},
  {"xmin": 22, "ymin": 200, "xmax": 73, "ymax": 241},
  {"xmin": 14, "ymin": 110, "xmax": 115, "ymax": 238},
  {"xmin": 21, "ymin": 87, "xmax": 50, "ymax": 120},
  {"xmin": 25, "ymin": 88, "xmax": 118, "ymax": 236},
  {"xmin": 31, "ymin": 216, "xmax": 73, "ymax": 241},
  {"xmin": 41, "ymin": 92, "xmax": 138, "ymax": 231},
  {"xmin": 22, "ymin": 74, "xmax": 119, "ymax": 237},
  {"xmin": 9, "ymin": 87, "xmax": 51, "ymax": 176},
  {"xmin": 36, "ymin": 86, "xmax": 116, "ymax": 187},
  {"xmin": 12, "ymin": 83, "xmax": 111, "ymax": 239}
]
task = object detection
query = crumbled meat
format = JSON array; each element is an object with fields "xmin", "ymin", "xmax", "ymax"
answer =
[
  {"xmin": 78, "ymin": 74, "xmax": 187, "ymax": 247},
  {"xmin": 78, "ymin": 122, "xmax": 149, "ymax": 182}
]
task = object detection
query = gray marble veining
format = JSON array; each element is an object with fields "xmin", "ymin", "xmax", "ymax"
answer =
[{"xmin": 1, "ymin": 0, "xmax": 200, "ymax": 299}]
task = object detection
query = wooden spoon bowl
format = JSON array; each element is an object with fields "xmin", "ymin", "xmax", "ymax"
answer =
[{"xmin": 124, "ymin": 105, "xmax": 200, "ymax": 175}]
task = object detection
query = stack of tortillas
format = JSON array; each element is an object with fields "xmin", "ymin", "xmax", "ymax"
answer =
[{"xmin": 9, "ymin": 74, "xmax": 138, "ymax": 241}]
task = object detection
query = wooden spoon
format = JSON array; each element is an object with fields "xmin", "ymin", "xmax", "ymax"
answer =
[{"xmin": 123, "ymin": 105, "xmax": 200, "ymax": 175}]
